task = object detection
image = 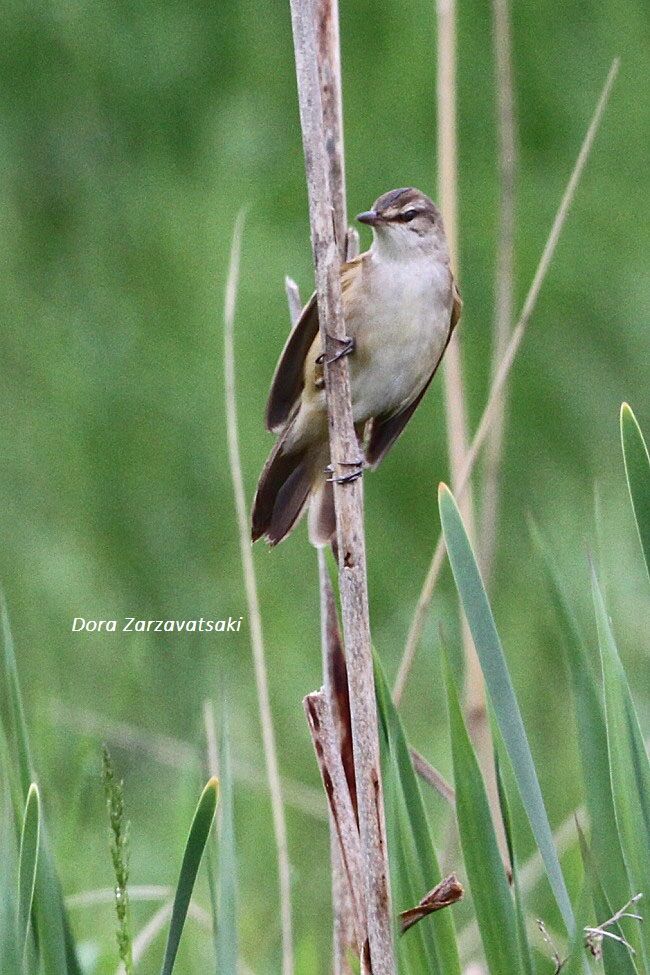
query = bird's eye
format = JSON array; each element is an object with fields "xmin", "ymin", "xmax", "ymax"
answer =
[{"xmin": 398, "ymin": 208, "xmax": 418, "ymax": 222}]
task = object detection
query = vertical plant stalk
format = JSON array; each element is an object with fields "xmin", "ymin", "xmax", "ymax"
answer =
[
  {"xmin": 289, "ymin": 1, "xmax": 395, "ymax": 970},
  {"xmin": 287, "ymin": 274, "xmax": 357, "ymax": 972},
  {"xmin": 317, "ymin": 547, "xmax": 361, "ymax": 972},
  {"xmin": 314, "ymin": 8, "xmax": 361, "ymax": 967},
  {"xmin": 435, "ymin": 0, "xmax": 494, "ymax": 824},
  {"xmin": 223, "ymin": 214, "xmax": 294, "ymax": 975},
  {"xmin": 304, "ymin": 689, "xmax": 367, "ymax": 950},
  {"xmin": 393, "ymin": 58, "xmax": 619, "ymax": 703},
  {"xmin": 316, "ymin": 0, "xmax": 347, "ymax": 254},
  {"xmin": 102, "ymin": 745, "xmax": 134, "ymax": 975},
  {"xmin": 480, "ymin": 0, "xmax": 517, "ymax": 585},
  {"xmin": 436, "ymin": 0, "xmax": 472, "ymax": 515}
]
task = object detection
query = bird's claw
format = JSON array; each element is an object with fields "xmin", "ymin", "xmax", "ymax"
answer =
[
  {"xmin": 316, "ymin": 335, "xmax": 355, "ymax": 366},
  {"xmin": 324, "ymin": 459, "xmax": 364, "ymax": 484}
]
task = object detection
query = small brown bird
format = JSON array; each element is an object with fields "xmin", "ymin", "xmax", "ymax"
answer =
[{"xmin": 251, "ymin": 187, "xmax": 461, "ymax": 547}]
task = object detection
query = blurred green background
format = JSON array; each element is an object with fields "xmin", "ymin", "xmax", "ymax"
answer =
[{"xmin": 1, "ymin": 0, "xmax": 648, "ymax": 971}]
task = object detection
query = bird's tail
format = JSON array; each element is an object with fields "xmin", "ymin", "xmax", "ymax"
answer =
[
  {"xmin": 307, "ymin": 478, "xmax": 337, "ymax": 548},
  {"xmin": 251, "ymin": 430, "xmax": 329, "ymax": 547}
]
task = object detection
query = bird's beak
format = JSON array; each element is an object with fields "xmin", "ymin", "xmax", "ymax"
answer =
[{"xmin": 356, "ymin": 210, "xmax": 382, "ymax": 226}]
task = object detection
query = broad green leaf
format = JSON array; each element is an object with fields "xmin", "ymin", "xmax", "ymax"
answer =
[
  {"xmin": 438, "ymin": 485, "xmax": 574, "ymax": 934},
  {"xmin": 18, "ymin": 783, "xmax": 40, "ymax": 963},
  {"xmin": 444, "ymin": 656, "xmax": 522, "ymax": 975},
  {"xmin": 494, "ymin": 754, "xmax": 534, "ymax": 975},
  {"xmin": 621, "ymin": 404, "xmax": 650, "ymax": 579},
  {"xmin": 161, "ymin": 777, "xmax": 219, "ymax": 975},
  {"xmin": 374, "ymin": 654, "xmax": 460, "ymax": 975},
  {"xmin": 530, "ymin": 522, "xmax": 630, "ymax": 911},
  {"xmin": 593, "ymin": 569, "xmax": 650, "ymax": 968}
]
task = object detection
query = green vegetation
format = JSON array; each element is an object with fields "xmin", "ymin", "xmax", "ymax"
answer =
[
  {"xmin": 0, "ymin": 0, "xmax": 648, "ymax": 971},
  {"xmin": 1, "ymin": 406, "xmax": 647, "ymax": 972}
]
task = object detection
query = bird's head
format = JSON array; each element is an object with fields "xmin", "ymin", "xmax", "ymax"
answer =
[{"xmin": 356, "ymin": 188, "xmax": 448, "ymax": 262}]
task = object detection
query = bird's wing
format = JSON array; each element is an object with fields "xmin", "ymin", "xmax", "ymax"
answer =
[
  {"xmin": 265, "ymin": 257, "xmax": 363, "ymax": 432},
  {"xmin": 365, "ymin": 280, "xmax": 462, "ymax": 468}
]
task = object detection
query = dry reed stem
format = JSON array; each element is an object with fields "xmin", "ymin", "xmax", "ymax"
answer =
[
  {"xmin": 480, "ymin": 0, "xmax": 518, "ymax": 584},
  {"xmin": 289, "ymin": 0, "xmax": 395, "ymax": 967},
  {"xmin": 469, "ymin": 0, "xmax": 518, "ymax": 863},
  {"xmin": 436, "ymin": 0, "xmax": 472, "ymax": 490},
  {"xmin": 287, "ymin": 272, "xmax": 357, "ymax": 972},
  {"xmin": 305, "ymin": 690, "xmax": 367, "ymax": 950},
  {"xmin": 317, "ymin": 474, "xmax": 358, "ymax": 973},
  {"xmin": 435, "ymin": 0, "xmax": 490, "ymax": 801},
  {"xmin": 316, "ymin": 0, "xmax": 347, "ymax": 254},
  {"xmin": 394, "ymin": 58, "xmax": 619, "ymax": 703},
  {"xmin": 224, "ymin": 213, "xmax": 294, "ymax": 975},
  {"xmin": 409, "ymin": 747, "xmax": 455, "ymax": 805}
]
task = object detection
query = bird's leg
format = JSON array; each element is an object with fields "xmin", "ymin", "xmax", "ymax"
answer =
[
  {"xmin": 316, "ymin": 334, "xmax": 355, "ymax": 366},
  {"xmin": 324, "ymin": 457, "xmax": 365, "ymax": 485}
]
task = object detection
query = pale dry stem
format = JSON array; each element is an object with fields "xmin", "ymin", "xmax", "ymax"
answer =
[{"xmin": 224, "ymin": 213, "xmax": 294, "ymax": 975}]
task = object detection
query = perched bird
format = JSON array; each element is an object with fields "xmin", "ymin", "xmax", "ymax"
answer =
[{"xmin": 251, "ymin": 187, "xmax": 461, "ymax": 547}]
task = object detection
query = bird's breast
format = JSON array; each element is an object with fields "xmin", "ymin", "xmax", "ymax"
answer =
[{"xmin": 347, "ymin": 257, "xmax": 453, "ymax": 422}]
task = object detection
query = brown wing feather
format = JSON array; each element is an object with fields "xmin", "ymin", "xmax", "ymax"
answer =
[
  {"xmin": 365, "ymin": 280, "xmax": 462, "ymax": 468},
  {"xmin": 265, "ymin": 293, "xmax": 319, "ymax": 432},
  {"xmin": 265, "ymin": 257, "xmax": 363, "ymax": 433}
]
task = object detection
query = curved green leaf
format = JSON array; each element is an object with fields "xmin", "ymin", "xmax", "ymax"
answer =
[
  {"xmin": 18, "ymin": 783, "xmax": 40, "ymax": 962},
  {"xmin": 494, "ymin": 754, "xmax": 534, "ymax": 975},
  {"xmin": 530, "ymin": 522, "xmax": 630, "ymax": 911},
  {"xmin": 438, "ymin": 484, "xmax": 574, "ymax": 934},
  {"xmin": 374, "ymin": 654, "xmax": 460, "ymax": 975},
  {"xmin": 592, "ymin": 568, "xmax": 650, "ymax": 969},
  {"xmin": 161, "ymin": 777, "xmax": 219, "ymax": 975},
  {"xmin": 444, "ymin": 657, "xmax": 522, "ymax": 975},
  {"xmin": 621, "ymin": 403, "xmax": 650, "ymax": 579}
]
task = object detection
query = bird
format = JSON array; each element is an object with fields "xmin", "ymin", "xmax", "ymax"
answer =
[{"xmin": 251, "ymin": 186, "xmax": 461, "ymax": 547}]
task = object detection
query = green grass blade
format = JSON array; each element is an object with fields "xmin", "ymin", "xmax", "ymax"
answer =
[
  {"xmin": 592, "ymin": 568, "xmax": 650, "ymax": 968},
  {"xmin": 18, "ymin": 783, "xmax": 40, "ymax": 963},
  {"xmin": 382, "ymin": 745, "xmax": 437, "ymax": 974},
  {"xmin": 621, "ymin": 403, "xmax": 650, "ymax": 579},
  {"xmin": 161, "ymin": 777, "xmax": 219, "ymax": 975},
  {"xmin": 438, "ymin": 484, "xmax": 574, "ymax": 934},
  {"xmin": 444, "ymin": 656, "xmax": 522, "ymax": 975},
  {"xmin": 530, "ymin": 522, "xmax": 630, "ymax": 910},
  {"xmin": 494, "ymin": 754, "xmax": 534, "ymax": 975},
  {"xmin": 216, "ymin": 715, "xmax": 238, "ymax": 975},
  {"xmin": 374, "ymin": 653, "xmax": 461, "ymax": 975}
]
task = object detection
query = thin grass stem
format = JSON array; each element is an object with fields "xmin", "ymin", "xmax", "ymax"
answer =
[
  {"xmin": 480, "ymin": 0, "xmax": 518, "ymax": 584},
  {"xmin": 223, "ymin": 213, "xmax": 294, "ymax": 975}
]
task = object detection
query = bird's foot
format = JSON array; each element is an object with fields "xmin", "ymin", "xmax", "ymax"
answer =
[
  {"xmin": 325, "ymin": 458, "xmax": 365, "ymax": 484},
  {"xmin": 316, "ymin": 335, "xmax": 355, "ymax": 366}
]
